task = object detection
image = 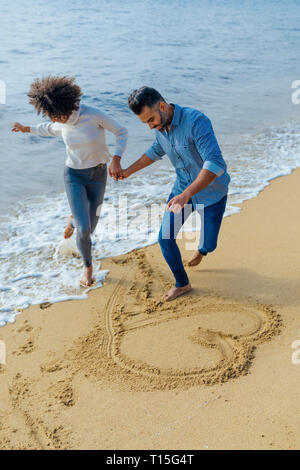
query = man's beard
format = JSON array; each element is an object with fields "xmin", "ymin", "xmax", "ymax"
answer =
[{"xmin": 157, "ymin": 110, "xmax": 170, "ymax": 132}]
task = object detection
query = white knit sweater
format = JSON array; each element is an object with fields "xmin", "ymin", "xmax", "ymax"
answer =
[{"xmin": 30, "ymin": 103, "xmax": 128, "ymax": 169}]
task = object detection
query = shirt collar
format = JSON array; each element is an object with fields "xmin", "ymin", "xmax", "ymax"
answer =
[
  {"xmin": 66, "ymin": 103, "xmax": 81, "ymax": 125},
  {"xmin": 169, "ymin": 103, "xmax": 181, "ymax": 128}
]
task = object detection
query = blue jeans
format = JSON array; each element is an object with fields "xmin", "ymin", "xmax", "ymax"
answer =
[
  {"xmin": 158, "ymin": 194, "xmax": 227, "ymax": 287},
  {"xmin": 63, "ymin": 164, "xmax": 107, "ymax": 267}
]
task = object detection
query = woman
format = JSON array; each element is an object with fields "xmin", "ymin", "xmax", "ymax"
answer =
[{"xmin": 12, "ymin": 75, "xmax": 128, "ymax": 287}]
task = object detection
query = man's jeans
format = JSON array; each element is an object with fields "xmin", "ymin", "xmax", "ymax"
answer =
[{"xmin": 158, "ymin": 194, "xmax": 228, "ymax": 288}]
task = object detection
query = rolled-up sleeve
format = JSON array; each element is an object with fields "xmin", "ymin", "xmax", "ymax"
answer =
[
  {"xmin": 145, "ymin": 135, "xmax": 165, "ymax": 161},
  {"xmin": 192, "ymin": 115, "xmax": 226, "ymax": 177},
  {"xmin": 30, "ymin": 122, "xmax": 62, "ymax": 137}
]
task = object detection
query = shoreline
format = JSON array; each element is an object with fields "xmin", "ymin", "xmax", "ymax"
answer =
[
  {"xmin": 2, "ymin": 159, "xmax": 300, "ymax": 327},
  {"xmin": 0, "ymin": 167, "xmax": 300, "ymax": 449}
]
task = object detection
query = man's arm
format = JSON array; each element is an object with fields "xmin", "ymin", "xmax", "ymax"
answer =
[
  {"xmin": 167, "ymin": 169, "xmax": 216, "ymax": 211},
  {"xmin": 121, "ymin": 153, "xmax": 155, "ymax": 178},
  {"xmin": 120, "ymin": 133, "xmax": 165, "ymax": 179},
  {"xmin": 192, "ymin": 114, "xmax": 226, "ymax": 176},
  {"xmin": 167, "ymin": 115, "xmax": 224, "ymax": 212},
  {"xmin": 184, "ymin": 168, "xmax": 217, "ymax": 198}
]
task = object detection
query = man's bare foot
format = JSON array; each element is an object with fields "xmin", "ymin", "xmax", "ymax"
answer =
[
  {"xmin": 64, "ymin": 215, "xmax": 74, "ymax": 239},
  {"xmin": 187, "ymin": 250, "xmax": 204, "ymax": 267},
  {"xmin": 80, "ymin": 265, "xmax": 94, "ymax": 287},
  {"xmin": 164, "ymin": 283, "xmax": 192, "ymax": 302}
]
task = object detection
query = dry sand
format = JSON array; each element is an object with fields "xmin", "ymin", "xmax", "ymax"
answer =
[{"xmin": 0, "ymin": 168, "xmax": 300, "ymax": 450}]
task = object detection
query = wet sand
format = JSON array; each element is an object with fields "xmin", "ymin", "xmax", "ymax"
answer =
[{"xmin": 0, "ymin": 168, "xmax": 300, "ymax": 450}]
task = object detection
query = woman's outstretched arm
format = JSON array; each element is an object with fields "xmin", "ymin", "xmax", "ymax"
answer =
[
  {"xmin": 12, "ymin": 121, "xmax": 62, "ymax": 137},
  {"xmin": 12, "ymin": 122, "xmax": 31, "ymax": 133}
]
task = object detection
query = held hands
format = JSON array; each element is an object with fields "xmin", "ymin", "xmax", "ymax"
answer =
[
  {"xmin": 109, "ymin": 155, "xmax": 131, "ymax": 181},
  {"xmin": 166, "ymin": 192, "xmax": 190, "ymax": 214},
  {"xmin": 118, "ymin": 168, "xmax": 131, "ymax": 180},
  {"xmin": 11, "ymin": 122, "xmax": 30, "ymax": 133}
]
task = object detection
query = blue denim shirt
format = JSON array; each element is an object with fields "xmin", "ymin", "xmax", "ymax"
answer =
[{"xmin": 145, "ymin": 104, "xmax": 230, "ymax": 208}]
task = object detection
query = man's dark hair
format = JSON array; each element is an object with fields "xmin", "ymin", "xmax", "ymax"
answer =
[
  {"xmin": 128, "ymin": 86, "xmax": 165, "ymax": 115},
  {"xmin": 28, "ymin": 75, "xmax": 82, "ymax": 120}
]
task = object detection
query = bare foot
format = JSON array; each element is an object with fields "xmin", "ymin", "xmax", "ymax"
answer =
[
  {"xmin": 80, "ymin": 265, "xmax": 94, "ymax": 287},
  {"xmin": 164, "ymin": 283, "xmax": 192, "ymax": 302},
  {"xmin": 64, "ymin": 215, "xmax": 75, "ymax": 239},
  {"xmin": 187, "ymin": 250, "xmax": 204, "ymax": 267}
]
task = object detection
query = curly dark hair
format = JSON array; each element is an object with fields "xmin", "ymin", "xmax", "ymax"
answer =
[{"xmin": 28, "ymin": 75, "xmax": 82, "ymax": 120}]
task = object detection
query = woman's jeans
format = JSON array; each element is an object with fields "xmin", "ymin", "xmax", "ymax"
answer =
[
  {"xmin": 64, "ymin": 164, "xmax": 107, "ymax": 267},
  {"xmin": 158, "ymin": 193, "xmax": 228, "ymax": 288}
]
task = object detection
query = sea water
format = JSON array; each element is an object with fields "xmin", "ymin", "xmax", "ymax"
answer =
[{"xmin": 0, "ymin": 0, "xmax": 300, "ymax": 324}]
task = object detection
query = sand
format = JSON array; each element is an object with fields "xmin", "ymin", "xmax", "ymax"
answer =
[{"xmin": 0, "ymin": 168, "xmax": 300, "ymax": 450}]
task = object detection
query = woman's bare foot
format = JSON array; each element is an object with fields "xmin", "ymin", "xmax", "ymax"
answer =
[
  {"xmin": 187, "ymin": 250, "xmax": 204, "ymax": 267},
  {"xmin": 164, "ymin": 283, "xmax": 192, "ymax": 302},
  {"xmin": 64, "ymin": 215, "xmax": 75, "ymax": 239},
  {"xmin": 80, "ymin": 265, "xmax": 94, "ymax": 287}
]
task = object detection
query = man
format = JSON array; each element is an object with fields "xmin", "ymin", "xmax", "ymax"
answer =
[{"xmin": 121, "ymin": 87, "xmax": 230, "ymax": 301}]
